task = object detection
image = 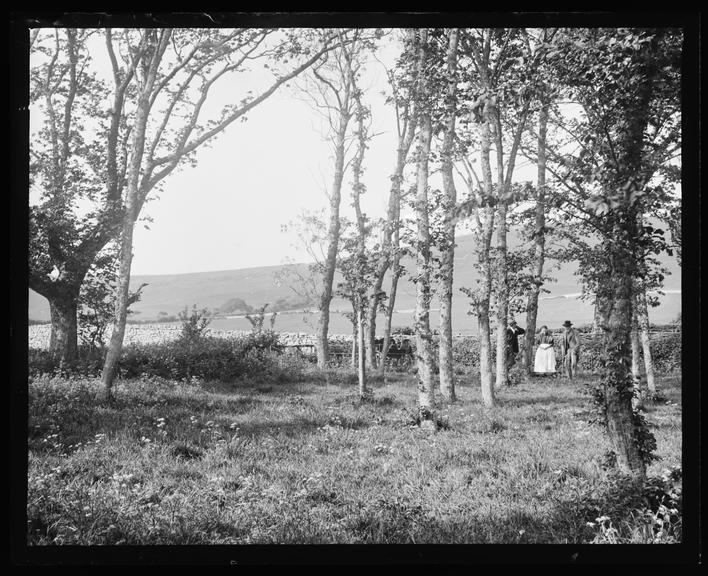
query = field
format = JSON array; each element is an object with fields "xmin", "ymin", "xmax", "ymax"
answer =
[
  {"xmin": 27, "ymin": 367, "xmax": 682, "ymax": 545},
  {"xmin": 28, "ymin": 230, "xmax": 682, "ymax": 333}
]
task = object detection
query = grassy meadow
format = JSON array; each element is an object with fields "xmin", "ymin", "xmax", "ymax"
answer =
[{"xmin": 27, "ymin": 366, "xmax": 682, "ymax": 545}]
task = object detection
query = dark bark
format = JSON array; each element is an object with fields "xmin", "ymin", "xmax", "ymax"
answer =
[{"xmin": 48, "ymin": 295, "xmax": 78, "ymax": 363}]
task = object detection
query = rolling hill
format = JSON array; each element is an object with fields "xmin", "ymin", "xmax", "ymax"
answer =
[{"xmin": 28, "ymin": 231, "xmax": 681, "ymax": 336}]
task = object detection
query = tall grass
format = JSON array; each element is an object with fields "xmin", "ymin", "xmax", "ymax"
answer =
[{"xmin": 27, "ymin": 371, "xmax": 682, "ymax": 545}]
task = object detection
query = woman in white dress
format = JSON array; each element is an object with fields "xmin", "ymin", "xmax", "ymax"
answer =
[{"xmin": 534, "ymin": 325, "xmax": 557, "ymax": 375}]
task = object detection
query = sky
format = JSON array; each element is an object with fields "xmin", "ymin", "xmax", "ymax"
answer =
[{"xmin": 28, "ymin": 29, "xmax": 567, "ymax": 277}]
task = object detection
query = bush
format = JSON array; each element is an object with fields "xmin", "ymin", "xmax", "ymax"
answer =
[
  {"xmin": 28, "ymin": 331, "xmax": 289, "ymax": 383},
  {"xmin": 575, "ymin": 332, "xmax": 681, "ymax": 374},
  {"xmin": 118, "ymin": 331, "xmax": 283, "ymax": 382}
]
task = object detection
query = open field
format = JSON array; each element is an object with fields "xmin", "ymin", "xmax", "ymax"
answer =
[
  {"xmin": 28, "ymin": 229, "xmax": 681, "ymax": 333},
  {"xmin": 28, "ymin": 370, "xmax": 682, "ymax": 545}
]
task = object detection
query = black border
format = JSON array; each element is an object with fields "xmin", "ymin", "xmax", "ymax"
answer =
[{"xmin": 10, "ymin": 10, "xmax": 702, "ymax": 567}]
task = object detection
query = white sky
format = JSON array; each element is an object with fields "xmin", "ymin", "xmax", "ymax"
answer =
[{"xmin": 28, "ymin": 29, "xmax": 551, "ymax": 276}]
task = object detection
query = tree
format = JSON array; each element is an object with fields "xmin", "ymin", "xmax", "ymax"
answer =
[
  {"xmin": 365, "ymin": 30, "xmax": 419, "ymax": 375},
  {"xmin": 435, "ymin": 28, "xmax": 461, "ymax": 403},
  {"xmin": 545, "ymin": 28, "xmax": 681, "ymax": 478},
  {"xmin": 30, "ymin": 29, "xmax": 130, "ymax": 363},
  {"xmin": 294, "ymin": 29, "xmax": 376, "ymax": 368},
  {"xmin": 522, "ymin": 98, "xmax": 551, "ymax": 373},
  {"xmin": 364, "ymin": 30, "xmax": 419, "ymax": 373},
  {"xmin": 456, "ymin": 28, "xmax": 549, "ymax": 403},
  {"xmin": 98, "ymin": 28, "xmax": 345, "ymax": 400},
  {"xmin": 411, "ymin": 29, "xmax": 437, "ymax": 429}
]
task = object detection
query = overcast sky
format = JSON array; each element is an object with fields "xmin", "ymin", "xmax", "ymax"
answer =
[{"xmin": 29, "ymin": 29, "xmax": 550, "ymax": 277}]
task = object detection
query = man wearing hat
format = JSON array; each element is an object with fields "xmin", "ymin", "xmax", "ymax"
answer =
[
  {"xmin": 560, "ymin": 320, "xmax": 580, "ymax": 379},
  {"xmin": 506, "ymin": 318, "xmax": 526, "ymax": 382}
]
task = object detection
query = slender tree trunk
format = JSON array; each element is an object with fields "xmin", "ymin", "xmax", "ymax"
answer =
[
  {"xmin": 495, "ymin": 199, "xmax": 510, "ymax": 388},
  {"xmin": 630, "ymin": 307, "xmax": 643, "ymax": 408},
  {"xmin": 365, "ymin": 156, "xmax": 404, "ymax": 370},
  {"xmin": 631, "ymin": 311, "xmax": 642, "ymax": 382},
  {"xmin": 592, "ymin": 300, "xmax": 602, "ymax": 334},
  {"xmin": 100, "ymin": 37, "xmax": 157, "ymax": 401},
  {"xmin": 413, "ymin": 32, "xmax": 436, "ymax": 428},
  {"xmin": 437, "ymin": 29, "xmax": 460, "ymax": 403},
  {"xmin": 476, "ymin": 95, "xmax": 497, "ymax": 405},
  {"xmin": 523, "ymin": 101, "xmax": 549, "ymax": 373},
  {"xmin": 48, "ymin": 294, "xmax": 79, "ymax": 363},
  {"xmin": 357, "ymin": 307, "xmax": 367, "ymax": 398},
  {"xmin": 379, "ymin": 258, "xmax": 401, "ymax": 376},
  {"xmin": 316, "ymin": 117, "xmax": 348, "ymax": 369},
  {"xmin": 636, "ymin": 289, "xmax": 656, "ymax": 395}
]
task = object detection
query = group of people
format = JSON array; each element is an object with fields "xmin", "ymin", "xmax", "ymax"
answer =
[{"xmin": 505, "ymin": 319, "xmax": 580, "ymax": 380}]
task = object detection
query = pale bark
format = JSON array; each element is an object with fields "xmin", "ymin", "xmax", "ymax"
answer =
[
  {"xmin": 316, "ymin": 92, "xmax": 351, "ymax": 369},
  {"xmin": 437, "ymin": 29, "xmax": 460, "ymax": 403},
  {"xmin": 476, "ymin": 103, "xmax": 497, "ymax": 406},
  {"xmin": 365, "ymin": 34, "xmax": 419, "ymax": 371},
  {"xmin": 100, "ymin": 33, "xmax": 159, "ymax": 400},
  {"xmin": 350, "ymin": 69, "xmax": 369, "ymax": 398},
  {"xmin": 357, "ymin": 308, "xmax": 367, "ymax": 398},
  {"xmin": 494, "ymin": 198, "xmax": 510, "ymax": 388},
  {"xmin": 523, "ymin": 101, "xmax": 549, "ymax": 373},
  {"xmin": 413, "ymin": 30, "xmax": 436, "ymax": 427},
  {"xmin": 636, "ymin": 289, "xmax": 656, "ymax": 395}
]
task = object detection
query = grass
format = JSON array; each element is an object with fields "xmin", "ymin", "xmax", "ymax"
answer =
[{"xmin": 27, "ymin": 369, "xmax": 682, "ymax": 545}]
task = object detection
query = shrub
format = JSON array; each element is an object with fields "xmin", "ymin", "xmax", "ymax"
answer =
[
  {"xmin": 178, "ymin": 305, "xmax": 212, "ymax": 343},
  {"xmin": 118, "ymin": 331, "xmax": 284, "ymax": 382},
  {"xmin": 575, "ymin": 332, "xmax": 681, "ymax": 374}
]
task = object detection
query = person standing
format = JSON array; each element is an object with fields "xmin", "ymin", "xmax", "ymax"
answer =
[
  {"xmin": 506, "ymin": 319, "xmax": 526, "ymax": 383},
  {"xmin": 560, "ymin": 320, "xmax": 580, "ymax": 379},
  {"xmin": 533, "ymin": 325, "xmax": 557, "ymax": 376}
]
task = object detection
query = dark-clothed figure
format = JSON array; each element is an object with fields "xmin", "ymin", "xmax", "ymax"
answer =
[
  {"xmin": 506, "ymin": 319, "xmax": 526, "ymax": 382},
  {"xmin": 560, "ymin": 320, "xmax": 580, "ymax": 379}
]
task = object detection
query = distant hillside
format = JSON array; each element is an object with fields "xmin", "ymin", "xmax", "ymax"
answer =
[{"xmin": 28, "ymin": 231, "xmax": 681, "ymax": 335}]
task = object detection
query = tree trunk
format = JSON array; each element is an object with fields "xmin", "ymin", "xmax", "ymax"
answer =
[
  {"xmin": 316, "ymin": 116, "xmax": 348, "ymax": 369},
  {"xmin": 630, "ymin": 308, "xmax": 643, "ymax": 409},
  {"xmin": 100, "ymin": 39, "xmax": 157, "ymax": 401},
  {"xmin": 475, "ymin": 94, "xmax": 497, "ymax": 405},
  {"xmin": 357, "ymin": 307, "xmax": 367, "ymax": 398},
  {"xmin": 596, "ymin": 219, "xmax": 646, "ymax": 479},
  {"xmin": 413, "ymin": 32, "xmax": 436, "ymax": 428},
  {"xmin": 636, "ymin": 289, "xmax": 656, "ymax": 395},
  {"xmin": 523, "ymin": 101, "xmax": 549, "ymax": 373},
  {"xmin": 365, "ymin": 158, "xmax": 403, "ymax": 370},
  {"xmin": 48, "ymin": 294, "xmax": 79, "ymax": 364},
  {"xmin": 477, "ymin": 299, "xmax": 495, "ymax": 407},
  {"xmin": 378, "ymin": 261, "xmax": 401, "ymax": 376},
  {"xmin": 630, "ymin": 312, "xmax": 641, "ymax": 382},
  {"xmin": 437, "ymin": 29, "xmax": 459, "ymax": 403},
  {"xmin": 494, "ymin": 199, "xmax": 510, "ymax": 388}
]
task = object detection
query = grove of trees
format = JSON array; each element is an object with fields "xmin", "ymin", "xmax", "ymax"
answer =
[{"xmin": 29, "ymin": 25, "xmax": 682, "ymax": 480}]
